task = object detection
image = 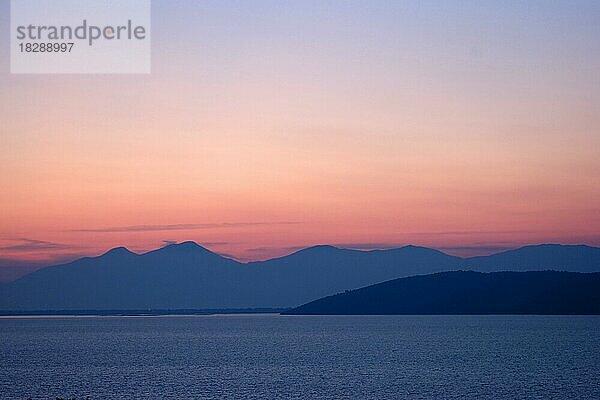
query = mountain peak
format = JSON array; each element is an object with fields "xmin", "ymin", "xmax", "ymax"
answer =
[
  {"xmin": 153, "ymin": 241, "xmax": 214, "ymax": 255},
  {"xmin": 102, "ymin": 247, "xmax": 135, "ymax": 257},
  {"xmin": 306, "ymin": 244, "xmax": 339, "ymax": 251},
  {"xmin": 400, "ymin": 245, "xmax": 424, "ymax": 250},
  {"xmin": 174, "ymin": 241, "xmax": 203, "ymax": 249},
  {"xmin": 384, "ymin": 245, "xmax": 448, "ymax": 256},
  {"xmin": 295, "ymin": 245, "xmax": 341, "ymax": 255}
]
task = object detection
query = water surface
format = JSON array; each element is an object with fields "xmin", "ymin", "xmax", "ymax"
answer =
[{"xmin": 1, "ymin": 315, "xmax": 599, "ymax": 399}]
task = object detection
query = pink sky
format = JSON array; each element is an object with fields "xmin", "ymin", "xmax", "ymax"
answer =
[{"xmin": 1, "ymin": 1, "xmax": 599, "ymax": 280}]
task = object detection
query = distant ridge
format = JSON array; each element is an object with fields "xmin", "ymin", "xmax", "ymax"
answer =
[
  {"xmin": 465, "ymin": 244, "xmax": 600, "ymax": 272},
  {"xmin": 283, "ymin": 271, "xmax": 600, "ymax": 315},
  {"xmin": 1, "ymin": 242, "xmax": 600, "ymax": 311}
]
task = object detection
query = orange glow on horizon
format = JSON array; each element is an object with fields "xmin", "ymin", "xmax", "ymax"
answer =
[{"xmin": 1, "ymin": 1, "xmax": 599, "ymax": 278}]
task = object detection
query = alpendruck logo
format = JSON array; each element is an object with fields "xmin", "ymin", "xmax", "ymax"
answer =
[{"xmin": 11, "ymin": 0, "xmax": 151, "ymax": 74}]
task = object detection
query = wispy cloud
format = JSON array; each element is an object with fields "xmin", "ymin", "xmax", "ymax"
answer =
[
  {"xmin": 69, "ymin": 221, "xmax": 302, "ymax": 233},
  {"xmin": 409, "ymin": 230, "xmax": 537, "ymax": 236},
  {"xmin": 0, "ymin": 253, "xmax": 85, "ymax": 268},
  {"xmin": 0, "ymin": 239, "xmax": 90, "ymax": 281},
  {"xmin": 0, "ymin": 238, "xmax": 74, "ymax": 252}
]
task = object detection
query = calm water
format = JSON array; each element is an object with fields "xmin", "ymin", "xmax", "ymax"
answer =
[{"xmin": 1, "ymin": 315, "xmax": 599, "ymax": 399}]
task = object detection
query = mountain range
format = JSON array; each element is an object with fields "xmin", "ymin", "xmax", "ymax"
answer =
[
  {"xmin": 1, "ymin": 242, "xmax": 599, "ymax": 310},
  {"xmin": 283, "ymin": 271, "xmax": 600, "ymax": 315}
]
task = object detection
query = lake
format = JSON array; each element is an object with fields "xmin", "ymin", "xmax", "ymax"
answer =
[{"xmin": 1, "ymin": 315, "xmax": 599, "ymax": 399}]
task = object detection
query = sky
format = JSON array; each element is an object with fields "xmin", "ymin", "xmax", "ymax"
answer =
[{"xmin": 1, "ymin": 0, "xmax": 600, "ymax": 280}]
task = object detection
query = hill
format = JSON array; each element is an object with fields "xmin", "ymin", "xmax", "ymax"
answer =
[{"xmin": 283, "ymin": 271, "xmax": 600, "ymax": 315}]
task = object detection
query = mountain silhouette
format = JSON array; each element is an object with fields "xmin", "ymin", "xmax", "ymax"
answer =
[
  {"xmin": 283, "ymin": 271, "xmax": 600, "ymax": 315},
  {"xmin": 247, "ymin": 244, "xmax": 461, "ymax": 306},
  {"xmin": 465, "ymin": 244, "xmax": 600, "ymax": 272},
  {"xmin": 1, "ymin": 242, "xmax": 599, "ymax": 310}
]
